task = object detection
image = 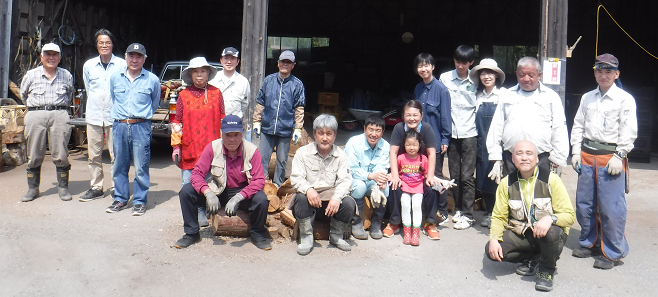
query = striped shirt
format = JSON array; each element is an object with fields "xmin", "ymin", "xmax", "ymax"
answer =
[{"xmin": 20, "ymin": 66, "xmax": 74, "ymax": 107}]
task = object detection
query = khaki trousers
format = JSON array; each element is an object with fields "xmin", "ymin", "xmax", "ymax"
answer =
[
  {"xmin": 87, "ymin": 124, "xmax": 114, "ymax": 190},
  {"xmin": 24, "ymin": 110, "xmax": 71, "ymax": 169}
]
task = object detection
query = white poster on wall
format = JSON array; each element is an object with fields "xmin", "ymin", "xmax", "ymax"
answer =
[{"xmin": 542, "ymin": 59, "xmax": 561, "ymax": 85}]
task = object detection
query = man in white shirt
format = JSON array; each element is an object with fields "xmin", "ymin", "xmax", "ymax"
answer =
[
  {"xmin": 209, "ymin": 47, "xmax": 250, "ymax": 119},
  {"xmin": 80, "ymin": 29, "xmax": 126, "ymax": 202},
  {"xmin": 486, "ymin": 56, "xmax": 569, "ymax": 181},
  {"xmin": 570, "ymin": 53, "xmax": 636, "ymax": 270},
  {"xmin": 439, "ymin": 45, "xmax": 478, "ymax": 230}
]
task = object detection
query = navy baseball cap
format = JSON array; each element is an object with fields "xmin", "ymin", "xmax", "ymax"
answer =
[
  {"xmin": 222, "ymin": 47, "xmax": 239, "ymax": 58},
  {"xmin": 221, "ymin": 115, "xmax": 243, "ymax": 133}
]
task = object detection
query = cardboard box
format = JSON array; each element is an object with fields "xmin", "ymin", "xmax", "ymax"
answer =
[{"xmin": 317, "ymin": 92, "xmax": 339, "ymax": 106}]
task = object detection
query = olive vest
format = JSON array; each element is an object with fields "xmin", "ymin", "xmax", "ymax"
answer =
[
  {"xmin": 506, "ymin": 167, "xmax": 555, "ymax": 236},
  {"xmin": 206, "ymin": 139, "xmax": 257, "ymax": 195}
]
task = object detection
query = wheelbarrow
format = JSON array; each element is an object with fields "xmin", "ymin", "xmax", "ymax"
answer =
[{"xmin": 340, "ymin": 108, "xmax": 401, "ymax": 131}]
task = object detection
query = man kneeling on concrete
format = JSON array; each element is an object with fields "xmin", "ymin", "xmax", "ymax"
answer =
[
  {"xmin": 174, "ymin": 115, "xmax": 271, "ymax": 250},
  {"xmin": 485, "ymin": 140, "xmax": 575, "ymax": 292},
  {"xmin": 344, "ymin": 114, "xmax": 390, "ymax": 239},
  {"xmin": 291, "ymin": 114, "xmax": 355, "ymax": 255}
]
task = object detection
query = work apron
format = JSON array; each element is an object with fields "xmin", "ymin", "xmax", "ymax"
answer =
[{"xmin": 475, "ymin": 101, "xmax": 498, "ymax": 194}]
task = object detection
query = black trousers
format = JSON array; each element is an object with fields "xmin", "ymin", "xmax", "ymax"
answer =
[
  {"xmin": 448, "ymin": 137, "xmax": 477, "ymax": 219},
  {"xmin": 485, "ymin": 226, "xmax": 568, "ymax": 274},
  {"xmin": 387, "ymin": 182, "xmax": 439, "ymax": 225},
  {"xmin": 292, "ymin": 193, "xmax": 355, "ymax": 223},
  {"xmin": 502, "ymin": 151, "xmax": 550, "ymax": 177},
  {"xmin": 179, "ymin": 183, "xmax": 269, "ymax": 240},
  {"xmin": 434, "ymin": 152, "xmax": 449, "ymax": 217}
]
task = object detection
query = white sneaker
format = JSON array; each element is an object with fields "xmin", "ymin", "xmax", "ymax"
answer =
[
  {"xmin": 454, "ymin": 217, "xmax": 474, "ymax": 230},
  {"xmin": 480, "ymin": 215, "xmax": 492, "ymax": 227},
  {"xmin": 452, "ymin": 211, "xmax": 463, "ymax": 223}
]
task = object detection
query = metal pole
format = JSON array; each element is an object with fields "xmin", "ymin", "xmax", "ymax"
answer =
[{"xmin": 0, "ymin": 0, "xmax": 13, "ymax": 98}]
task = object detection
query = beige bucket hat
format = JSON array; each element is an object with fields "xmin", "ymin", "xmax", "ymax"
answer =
[
  {"xmin": 182, "ymin": 57, "xmax": 218, "ymax": 86},
  {"xmin": 469, "ymin": 58, "xmax": 505, "ymax": 85}
]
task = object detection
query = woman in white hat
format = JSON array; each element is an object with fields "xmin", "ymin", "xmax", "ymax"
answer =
[
  {"xmin": 469, "ymin": 58, "xmax": 505, "ymax": 227},
  {"xmin": 170, "ymin": 57, "xmax": 225, "ymax": 226}
]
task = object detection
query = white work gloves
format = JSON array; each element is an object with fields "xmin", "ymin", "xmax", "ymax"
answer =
[
  {"xmin": 488, "ymin": 161, "xmax": 503, "ymax": 184},
  {"xmin": 432, "ymin": 177, "xmax": 457, "ymax": 194},
  {"xmin": 253, "ymin": 122, "xmax": 261, "ymax": 138},
  {"xmin": 369, "ymin": 185, "xmax": 387, "ymax": 208},
  {"xmin": 293, "ymin": 128, "xmax": 303, "ymax": 145},
  {"xmin": 572, "ymin": 154, "xmax": 581, "ymax": 173},
  {"xmin": 607, "ymin": 154, "xmax": 623, "ymax": 175}
]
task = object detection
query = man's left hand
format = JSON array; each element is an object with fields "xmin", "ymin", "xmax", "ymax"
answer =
[
  {"xmin": 440, "ymin": 144, "xmax": 448, "ymax": 154},
  {"xmin": 225, "ymin": 193, "xmax": 245, "ymax": 217},
  {"xmin": 532, "ymin": 215, "xmax": 553, "ymax": 238},
  {"xmin": 606, "ymin": 155, "xmax": 623, "ymax": 175},
  {"xmin": 325, "ymin": 199, "xmax": 340, "ymax": 217}
]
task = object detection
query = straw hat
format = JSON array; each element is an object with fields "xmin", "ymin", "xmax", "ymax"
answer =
[
  {"xmin": 469, "ymin": 58, "xmax": 505, "ymax": 85},
  {"xmin": 182, "ymin": 57, "xmax": 218, "ymax": 86}
]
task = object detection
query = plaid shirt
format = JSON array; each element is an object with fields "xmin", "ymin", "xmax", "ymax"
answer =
[{"xmin": 20, "ymin": 66, "xmax": 74, "ymax": 107}]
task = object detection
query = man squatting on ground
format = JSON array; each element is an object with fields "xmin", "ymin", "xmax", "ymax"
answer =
[
  {"xmin": 106, "ymin": 43, "xmax": 161, "ymax": 216},
  {"xmin": 291, "ymin": 114, "xmax": 356, "ymax": 255},
  {"xmin": 79, "ymin": 29, "xmax": 126, "ymax": 201},
  {"xmin": 20, "ymin": 43, "xmax": 75, "ymax": 202},
  {"xmin": 486, "ymin": 140, "xmax": 575, "ymax": 292},
  {"xmin": 344, "ymin": 114, "xmax": 390, "ymax": 240},
  {"xmin": 486, "ymin": 56, "xmax": 569, "ymax": 181},
  {"xmin": 252, "ymin": 50, "xmax": 305, "ymax": 187},
  {"xmin": 174, "ymin": 115, "xmax": 271, "ymax": 250},
  {"xmin": 570, "ymin": 53, "xmax": 637, "ymax": 270}
]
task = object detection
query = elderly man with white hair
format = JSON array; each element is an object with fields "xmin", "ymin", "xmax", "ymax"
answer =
[
  {"xmin": 20, "ymin": 43, "xmax": 75, "ymax": 202},
  {"xmin": 486, "ymin": 56, "xmax": 569, "ymax": 181},
  {"xmin": 290, "ymin": 114, "xmax": 355, "ymax": 255}
]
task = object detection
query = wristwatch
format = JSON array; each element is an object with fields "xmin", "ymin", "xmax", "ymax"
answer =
[
  {"xmin": 550, "ymin": 215, "xmax": 558, "ymax": 225},
  {"xmin": 614, "ymin": 151, "xmax": 627, "ymax": 159}
]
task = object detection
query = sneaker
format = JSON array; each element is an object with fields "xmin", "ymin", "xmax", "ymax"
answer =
[
  {"xmin": 173, "ymin": 233, "xmax": 201, "ymax": 249},
  {"xmin": 132, "ymin": 204, "xmax": 146, "ymax": 216},
  {"xmin": 252, "ymin": 238, "xmax": 272, "ymax": 250},
  {"xmin": 423, "ymin": 223, "xmax": 441, "ymax": 240},
  {"xmin": 79, "ymin": 188, "xmax": 104, "ymax": 202},
  {"xmin": 454, "ymin": 216, "xmax": 474, "ymax": 230},
  {"xmin": 516, "ymin": 258, "xmax": 539, "ymax": 276},
  {"xmin": 535, "ymin": 271, "xmax": 554, "ymax": 292},
  {"xmin": 480, "ymin": 214, "xmax": 492, "ymax": 227},
  {"xmin": 452, "ymin": 211, "xmax": 463, "ymax": 223},
  {"xmin": 106, "ymin": 200, "xmax": 128, "ymax": 213},
  {"xmin": 383, "ymin": 223, "xmax": 400, "ymax": 238},
  {"xmin": 438, "ymin": 212, "xmax": 449, "ymax": 226}
]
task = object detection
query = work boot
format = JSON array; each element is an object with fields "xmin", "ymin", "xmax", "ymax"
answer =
[
  {"xmin": 198, "ymin": 206, "xmax": 209, "ymax": 227},
  {"xmin": 535, "ymin": 271, "xmax": 554, "ymax": 292},
  {"xmin": 572, "ymin": 246, "xmax": 593, "ymax": 258},
  {"xmin": 351, "ymin": 198, "xmax": 368, "ymax": 240},
  {"xmin": 593, "ymin": 255, "xmax": 615, "ymax": 270},
  {"xmin": 21, "ymin": 167, "xmax": 41, "ymax": 202},
  {"xmin": 173, "ymin": 233, "xmax": 201, "ymax": 249},
  {"xmin": 56, "ymin": 166, "xmax": 72, "ymax": 201},
  {"xmin": 516, "ymin": 258, "xmax": 540, "ymax": 276},
  {"xmin": 329, "ymin": 218, "xmax": 351, "ymax": 251},
  {"xmin": 297, "ymin": 214, "xmax": 315, "ymax": 255},
  {"xmin": 369, "ymin": 209, "xmax": 383, "ymax": 239}
]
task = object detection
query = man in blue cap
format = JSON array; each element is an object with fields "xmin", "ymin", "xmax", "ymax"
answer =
[{"xmin": 174, "ymin": 115, "xmax": 271, "ymax": 250}]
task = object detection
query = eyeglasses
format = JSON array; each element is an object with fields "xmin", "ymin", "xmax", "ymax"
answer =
[{"xmin": 97, "ymin": 42, "xmax": 112, "ymax": 46}]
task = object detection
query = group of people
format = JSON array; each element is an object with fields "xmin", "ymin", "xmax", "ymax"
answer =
[{"xmin": 19, "ymin": 30, "xmax": 636, "ymax": 292}]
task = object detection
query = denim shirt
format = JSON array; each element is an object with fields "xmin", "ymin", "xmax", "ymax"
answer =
[
  {"xmin": 439, "ymin": 69, "xmax": 478, "ymax": 139},
  {"xmin": 109, "ymin": 67, "xmax": 161, "ymax": 120},
  {"xmin": 83, "ymin": 55, "xmax": 127, "ymax": 126},
  {"xmin": 344, "ymin": 133, "xmax": 390, "ymax": 182},
  {"xmin": 413, "ymin": 77, "xmax": 452, "ymax": 147}
]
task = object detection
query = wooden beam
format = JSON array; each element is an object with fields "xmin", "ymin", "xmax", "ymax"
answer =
[
  {"xmin": 241, "ymin": 0, "xmax": 268, "ymax": 141},
  {"xmin": 539, "ymin": 0, "xmax": 568, "ymax": 106}
]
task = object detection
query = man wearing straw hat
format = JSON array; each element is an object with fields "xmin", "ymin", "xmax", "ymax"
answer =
[
  {"xmin": 570, "ymin": 53, "xmax": 636, "ymax": 270},
  {"xmin": 20, "ymin": 42, "xmax": 75, "ymax": 202}
]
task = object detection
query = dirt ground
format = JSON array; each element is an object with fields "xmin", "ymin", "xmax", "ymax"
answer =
[{"xmin": 1, "ymin": 133, "xmax": 657, "ymax": 296}]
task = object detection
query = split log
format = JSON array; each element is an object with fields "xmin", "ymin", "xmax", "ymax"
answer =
[
  {"xmin": 277, "ymin": 179, "xmax": 296, "ymax": 197},
  {"xmin": 278, "ymin": 226, "xmax": 292, "ymax": 240},
  {"xmin": 263, "ymin": 181, "xmax": 278, "ymax": 196},
  {"xmin": 280, "ymin": 193, "xmax": 295, "ymax": 211},
  {"xmin": 280, "ymin": 208, "xmax": 296, "ymax": 228},
  {"xmin": 268, "ymin": 226, "xmax": 279, "ymax": 239},
  {"xmin": 212, "ymin": 209, "xmax": 250, "ymax": 237},
  {"xmin": 288, "ymin": 128, "xmax": 312, "ymax": 156},
  {"xmin": 267, "ymin": 152, "xmax": 276, "ymax": 178},
  {"xmin": 267, "ymin": 195, "xmax": 280, "ymax": 213},
  {"xmin": 362, "ymin": 196, "xmax": 373, "ymax": 230}
]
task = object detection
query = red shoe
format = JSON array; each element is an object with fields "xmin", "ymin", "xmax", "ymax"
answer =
[
  {"xmin": 423, "ymin": 223, "xmax": 441, "ymax": 240},
  {"xmin": 411, "ymin": 227, "xmax": 420, "ymax": 246},
  {"xmin": 383, "ymin": 223, "xmax": 399, "ymax": 238},
  {"xmin": 403, "ymin": 226, "xmax": 412, "ymax": 245}
]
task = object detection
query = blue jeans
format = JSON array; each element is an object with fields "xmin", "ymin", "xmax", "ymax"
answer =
[
  {"xmin": 112, "ymin": 121, "xmax": 151, "ymax": 206},
  {"xmin": 259, "ymin": 133, "xmax": 291, "ymax": 186},
  {"xmin": 181, "ymin": 169, "xmax": 192, "ymax": 188}
]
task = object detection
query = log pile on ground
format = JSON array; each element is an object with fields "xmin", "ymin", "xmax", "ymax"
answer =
[{"xmin": 268, "ymin": 128, "xmax": 313, "ymax": 177}]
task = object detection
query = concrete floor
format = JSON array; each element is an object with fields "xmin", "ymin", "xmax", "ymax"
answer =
[{"xmin": 1, "ymin": 130, "xmax": 657, "ymax": 296}]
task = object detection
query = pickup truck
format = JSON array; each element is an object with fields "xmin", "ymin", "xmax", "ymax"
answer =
[{"xmin": 70, "ymin": 61, "xmax": 223, "ymax": 139}]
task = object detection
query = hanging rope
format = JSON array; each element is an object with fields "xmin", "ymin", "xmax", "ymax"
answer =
[{"xmin": 596, "ymin": 4, "xmax": 658, "ymax": 60}]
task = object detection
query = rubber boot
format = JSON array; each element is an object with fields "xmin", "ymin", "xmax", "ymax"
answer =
[
  {"xmin": 21, "ymin": 167, "xmax": 41, "ymax": 202},
  {"xmin": 403, "ymin": 226, "xmax": 412, "ymax": 245},
  {"xmin": 297, "ymin": 213, "xmax": 315, "ymax": 255},
  {"xmin": 329, "ymin": 218, "xmax": 352, "ymax": 251},
  {"xmin": 56, "ymin": 166, "xmax": 72, "ymax": 201},
  {"xmin": 351, "ymin": 198, "xmax": 368, "ymax": 240},
  {"xmin": 411, "ymin": 227, "xmax": 420, "ymax": 246},
  {"xmin": 369, "ymin": 207, "xmax": 383, "ymax": 239},
  {"xmin": 198, "ymin": 206, "xmax": 209, "ymax": 227}
]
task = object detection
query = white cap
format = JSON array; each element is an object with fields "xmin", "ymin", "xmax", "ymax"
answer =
[{"xmin": 41, "ymin": 43, "xmax": 61, "ymax": 54}]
